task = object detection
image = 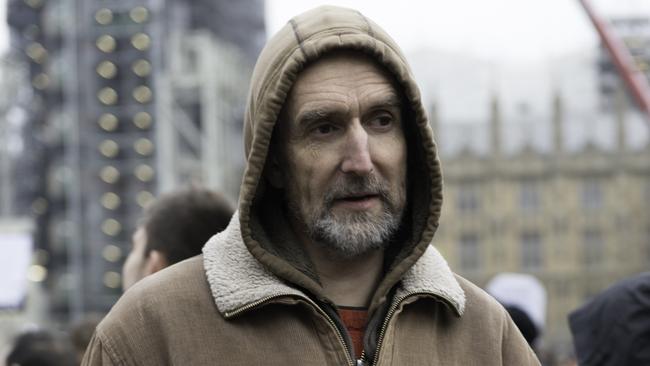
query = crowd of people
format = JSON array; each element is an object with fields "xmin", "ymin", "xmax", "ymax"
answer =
[
  {"xmin": 5, "ymin": 187, "xmax": 234, "ymax": 365},
  {"xmin": 5, "ymin": 6, "xmax": 648, "ymax": 366}
]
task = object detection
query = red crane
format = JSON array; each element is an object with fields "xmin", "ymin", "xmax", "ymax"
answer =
[{"xmin": 579, "ymin": 0, "xmax": 650, "ymax": 122}]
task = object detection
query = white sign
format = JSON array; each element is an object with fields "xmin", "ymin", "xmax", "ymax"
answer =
[{"xmin": 0, "ymin": 232, "xmax": 32, "ymax": 309}]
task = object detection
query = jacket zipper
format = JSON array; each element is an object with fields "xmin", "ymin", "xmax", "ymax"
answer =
[
  {"xmin": 224, "ymin": 294, "xmax": 291, "ymax": 318},
  {"xmin": 364, "ymin": 291, "xmax": 447, "ymax": 366},
  {"xmin": 358, "ymin": 351, "xmax": 367, "ymax": 366},
  {"xmin": 225, "ymin": 294, "xmax": 355, "ymax": 366}
]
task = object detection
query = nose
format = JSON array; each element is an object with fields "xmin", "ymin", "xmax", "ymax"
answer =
[{"xmin": 340, "ymin": 121, "xmax": 373, "ymax": 175}]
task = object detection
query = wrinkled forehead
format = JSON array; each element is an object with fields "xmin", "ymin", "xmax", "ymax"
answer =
[
  {"xmin": 276, "ymin": 50, "xmax": 404, "ymax": 135},
  {"xmin": 296, "ymin": 50, "xmax": 395, "ymax": 85}
]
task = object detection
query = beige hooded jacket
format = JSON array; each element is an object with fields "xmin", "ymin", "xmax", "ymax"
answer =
[{"xmin": 82, "ymin": 6, "xmax": 540, "ymax": 366}]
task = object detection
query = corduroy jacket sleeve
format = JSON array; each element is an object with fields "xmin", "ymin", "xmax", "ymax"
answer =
[
  {"xmin": 501, "ymin": 307, "xmax": 541, "ymax": 365},
  {"xmin": 81, "ymin": 331, "xmax": 122, "ymax": 366}
]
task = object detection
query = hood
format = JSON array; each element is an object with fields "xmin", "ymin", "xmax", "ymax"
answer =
[
  {"xmin": 568, "ymin": 272, "xmax": 650, "ymax": 365},
  {"xmin": 238, "ymin": 5, "xmax": 443, "ymax": 312}
]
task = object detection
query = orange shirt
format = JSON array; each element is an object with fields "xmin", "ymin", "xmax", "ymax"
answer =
[{"xmin": 338, "ymin": 307, "xmax": 369, "ymax": 357}]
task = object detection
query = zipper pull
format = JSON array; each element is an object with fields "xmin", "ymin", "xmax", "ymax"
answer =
[{"xmin": 356, "ymin": 351, "xmax": 367, "ymax": 366}]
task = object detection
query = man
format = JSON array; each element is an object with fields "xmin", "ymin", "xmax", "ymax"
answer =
[
  {"xmin": 72, "ymin": 189, "xmax": 231, "ymax": 364},
  {"xmin": 122, "ymin": 187, "xmax": 233, "ymax": 291},
  {"xmin": 83, "ymin": 6, "xmax": 539, "ymax": 365}
]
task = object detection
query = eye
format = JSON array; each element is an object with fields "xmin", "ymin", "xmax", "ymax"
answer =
[
  {"xmin": 368, "ymin": 113, "xmax": 394, "ymax": 130},
  {"xmin": 376, "ymin": 116, "xmax": 392, "ymax": 126},
  {"xmin": 314, "ymin": 123, "xmax": 338, "ymax": 135}
]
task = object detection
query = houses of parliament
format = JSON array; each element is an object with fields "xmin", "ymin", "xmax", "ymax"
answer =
[{"xmin": 432, "ymin": 90, "xmax": 650, "ymax": 351}]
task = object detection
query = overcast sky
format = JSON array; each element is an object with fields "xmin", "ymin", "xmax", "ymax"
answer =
[
  {"xmin": 0, "ymin": 0, "xmax": 5, "ymax": 54},
  {"xmin": 266, "ymin": 0, "xmax": 650, "ymax": 66},
  {"xmin": 0, "ymin": 0, "xmax": 648, "ymax": 64}
]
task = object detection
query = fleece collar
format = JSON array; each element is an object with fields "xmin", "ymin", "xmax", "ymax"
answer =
[{"xmin": 203, "ymin": 212, "xmax": 465, "ymax": 318}]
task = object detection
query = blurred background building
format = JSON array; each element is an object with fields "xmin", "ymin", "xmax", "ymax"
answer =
[
  {"xmin": 427, "ymin": 10, "xmax": 650, "ymax": 360},
  {"xmin": 3, "ymin": 0, "xmax": 265, "ymax": 327}
]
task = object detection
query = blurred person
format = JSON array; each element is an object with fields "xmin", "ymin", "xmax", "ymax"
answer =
[
  {"xmin": 569, "ymin": 272, "xmax": 650, "ymax": 366},
  {"xmin": 69, "ymin": 187, "xmax": 232, "ymax": 363},
  {"xmin": 504, "ymin": 304, "xmax": 540, "ymax": 346},
  {"xmin": 122, "ymin": 187, "xmax": 234, "ymax": 291},
  {"xmin": 69, "ymin": 314, "xmax": 104, "ymax": 364},
  {"xmin": 487, "ymin": 273, "xmax": 547, "ymax": 349},
  {"xmin": 6, "ymin": 330, "xmax": 75, "ymax": 366},
  {"xmin": 83, "ymin": 6, "xmax": 539, "ymax": 365}
]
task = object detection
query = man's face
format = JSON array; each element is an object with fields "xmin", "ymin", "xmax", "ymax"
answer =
[
  {"xmin": 276, "ymin": 52, "xmax": 407, "ymax": 257},
  {"xmin": 122, "ymin": 227, "xmax": 148, "ymax": 291}
]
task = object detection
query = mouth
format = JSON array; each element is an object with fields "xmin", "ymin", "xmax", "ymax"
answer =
[
  {"xmin": 332, "ymin": 193, "xmax": 381, "ymax": 210},
  {"xmin": 335, "ymin": 190, "xmax": 378, "ymax": 200}
]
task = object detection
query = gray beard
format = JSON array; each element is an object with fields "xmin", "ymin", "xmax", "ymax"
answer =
[
  {"xmin": 290, "ymin": 174, "xmax": 405, "ymax": 258},
  {"xmin": 310, "ymin": 206, "xmax": 402, "ymax": 258}
]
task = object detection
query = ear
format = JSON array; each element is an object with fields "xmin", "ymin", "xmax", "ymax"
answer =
[
  {"xmin": 144, "ymin": 250, "xmax": 169, "ymax": 276},
  {"xmin": 265, "ymin": 154, "xmax": 284, "ymax": 189}
]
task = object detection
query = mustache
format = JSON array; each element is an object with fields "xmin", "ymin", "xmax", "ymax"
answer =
[{"xmin": 323, "ymin": 174, "xmax": 391, "ymax": 206}]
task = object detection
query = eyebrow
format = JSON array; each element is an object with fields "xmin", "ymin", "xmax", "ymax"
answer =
[
  {"xmin": 298, "ymin": 94, "xmax": 403, "ymax": 123},
  {"xmin": 367, "ymin": 94, "xmax": 403, "ymax": 111},
  {"xmin": 297, "ymin": 108, "xmax": 346, "ymax": 127}
]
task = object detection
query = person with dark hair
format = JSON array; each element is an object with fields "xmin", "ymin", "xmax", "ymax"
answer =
[
  {"xmin": 121, "ymin": 187, "xmax": 234, "ymax": 291},
  {"xmin": 486, "ymin": 272, "xmax": 546, "ymax": 351},
  {"xmin": 504, "ymin": 305, "xmax": 540, "ymax": 346},
  {"xmin": 83, "ymin": 6, "xmax": 538, "ymax": 365},
  {"xmin": 6, "ymin": 330, "xmax": 76, "ymax": 366},
  {"xmin": 569, "ymin": 272, "xmax": 650, "ymax": 366}
]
